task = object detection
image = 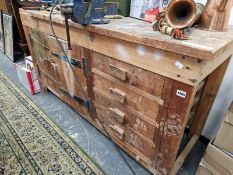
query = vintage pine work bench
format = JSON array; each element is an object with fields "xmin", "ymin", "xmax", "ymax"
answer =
[{"xmin": 19, "ymin": 9, "xmax": 233, "ymax": 175}]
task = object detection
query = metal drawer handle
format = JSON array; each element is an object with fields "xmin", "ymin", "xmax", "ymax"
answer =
[
  {"xmin": 109, "ymin": 107, "xmax": 125, "ymax": 124},
  {"xmin": 109, "ymin": 64, "xmax": 127, "ymax": 81},
  {"xmin": 109, "ymin": 125, "xmax": 125, "ymax": 140},
  {"xmin": 109, "ymin": 88, "xmax": 126, "ymax": 104}
]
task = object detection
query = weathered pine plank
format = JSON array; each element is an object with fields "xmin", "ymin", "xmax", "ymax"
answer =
[
  {"xmin": 19, "ymin": 9, "xmax": 233, "ymax": 61},
  {"xmin": 19, "ymin": 10, "xmax": 231, "ymax": 86}
]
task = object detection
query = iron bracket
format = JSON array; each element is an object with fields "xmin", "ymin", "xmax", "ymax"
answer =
[{"xmin": 59, "ymin": 88, "xmax": 93, "ymax": 114}]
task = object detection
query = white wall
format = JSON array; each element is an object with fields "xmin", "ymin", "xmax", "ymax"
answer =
[{"xmin": 194, "ymin": 0, "xmax": 233, "ymax": 139}]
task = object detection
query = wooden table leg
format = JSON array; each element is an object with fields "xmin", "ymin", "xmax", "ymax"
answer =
[
  {"xmin": 155, "ymin": 80, "xmax": 197, "ymax": 175},
  {"xmin": 189, "ymin": 57, "xmax": 231, "ymax": 137},
  {"xmin": 171, "ymin": 135, "xmax": 199, "ymax": 175}
]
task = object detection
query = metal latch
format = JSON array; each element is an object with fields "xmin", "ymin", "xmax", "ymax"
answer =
[{"xmin": 51, "ymin": 52, "xmax": 89, "ymax": 77}]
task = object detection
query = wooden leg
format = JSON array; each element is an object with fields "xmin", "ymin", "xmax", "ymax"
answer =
[
  {"xmin": 166, "ymin": 57, "xmax": 230, "ymax": 175},
  {"xmin": 189, "ymin": 57, "xmax": 231, "ymax": 137},
  {"xmin": 155, "ymin": 80, "xmax": 197, "ymax": 175},
  {"xmin": 171, "ymin": 135, "xmax": 199, "ymax": 175}
]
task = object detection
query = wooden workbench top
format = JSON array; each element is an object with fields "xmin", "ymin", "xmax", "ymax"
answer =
[{"xmin": 20, "ymin": 9, "xmax": 233, "ymax": 61}]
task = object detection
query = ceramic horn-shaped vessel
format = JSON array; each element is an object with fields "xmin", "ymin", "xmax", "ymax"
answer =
[
  {"xmin": 165, "ymin": 0, "xmax": 204, "ymax": 28},
  {"xmin": 199, "ymin": 0, "xmax": 233, "ymax": 31}
]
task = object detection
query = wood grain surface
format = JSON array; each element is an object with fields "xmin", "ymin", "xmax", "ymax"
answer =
[
  {"xmin": 19, "ymin": 9, "xmax": 233, "ymax": 61},
  {"xmin": 20, "ymin": 9, "xmax": 233, "ymax": 175}
]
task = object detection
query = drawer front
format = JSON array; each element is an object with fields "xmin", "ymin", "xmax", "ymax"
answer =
[
  {"xmin": 92, "ymin": 52, "xmax": 164, "ymax": 97},
  {"xmin": 93, "ymin": 72, "xmax": 160, "ymax": 120},
  {"xmin": 94, "ymin": 91, "xmax": 158, "ymax": 141},
  {"xmin": 94, "ymin": 93, "xmax": 157, "ymax": 159}
]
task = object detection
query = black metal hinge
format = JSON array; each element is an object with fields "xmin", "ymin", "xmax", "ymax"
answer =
[
  {"xmin": 51, "ymin": 52, "xmax": 89, "ymax": 77},
  {"xmin": 59, "ymin": 88, "xmax": 94, "ymax": 114}
]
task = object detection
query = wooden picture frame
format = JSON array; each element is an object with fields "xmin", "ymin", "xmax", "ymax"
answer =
[
  {"xmin": 0, "ymin": 0, "xmax": 13, "ymax": 14},
  {"xmin": 3, "ymin": 13, "xmax": 14, "ymax": 62},
  {"xmin": 0, "ymin": 11, "xmax": 5, "ymax": 53}
]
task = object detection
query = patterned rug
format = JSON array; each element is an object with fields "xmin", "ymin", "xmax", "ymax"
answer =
[{"xmin": 0, "ymin": 71, "xmax": 104, "ymax": 175}]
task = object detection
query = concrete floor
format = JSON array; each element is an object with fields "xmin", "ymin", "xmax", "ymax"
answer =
[{"xmin": 0, "ymin": 51, "xmax": 207, "ymax": 175}]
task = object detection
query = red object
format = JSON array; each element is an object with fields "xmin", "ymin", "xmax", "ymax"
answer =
[
  {"xmin": 26, "ymin": 71, "xmax": 35, "ymax": 94},
  {"xmin": 15, "ymin": 62, "xmax": 41, "ymax": 95},
  {"xmin": 145, "ymin": 7, "xmax": 159, "ymax": 22}
]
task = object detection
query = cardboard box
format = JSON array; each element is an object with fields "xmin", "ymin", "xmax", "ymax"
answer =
[
  {"xmin": 130, "ymin": 0, "xmax": 160, "ymax": 22},
  {"xmin": 25, "ymin": 56, "xmax": 34, "ymax": 71},
  {"xmin": 197, "ymin": 143, "xmax": 233, "ymax": 175},
  {"xmin": 15, "ymin": 62, "xmax": 41, "ymax": 95},
  {"xmin": 214, "ymin": 103, "xmax": 233, "ymax": 154}
]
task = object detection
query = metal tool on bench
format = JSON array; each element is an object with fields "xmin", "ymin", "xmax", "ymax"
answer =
[
  {"xmin": 60, "ymin": 0, "xmax": 118, "ymax": 25},
  {"xmin": 60, "ymin": 0, "xmax": 117, "ymax": 50}
]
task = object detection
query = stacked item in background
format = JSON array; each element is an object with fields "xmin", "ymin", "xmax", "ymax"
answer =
[
  {"xmin": 0, "ymin": 11, "xmax": 18, "ymax": 62},
  {"xmin": 130, "ymin": 0, "xmax": 169, "ymax": 22},
  {"xmin": 15, "ymin": 56, "xmax": 41, "ymax": 95},
  {"xmin": 197, "ymin": 102, "xmax": 233, "ymax": 175},
  {"xmin": 0, "ymin": 0, "xmax": 28, "ymax": 62},
  {"xmin": 105, "ymin": 0, "xmax": 131, "ymax": 16}
]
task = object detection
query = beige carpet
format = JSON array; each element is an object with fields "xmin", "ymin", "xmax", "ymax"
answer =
[{"xmin": 0, "ymin": 71, "xmax": 104, "ymax": 175}]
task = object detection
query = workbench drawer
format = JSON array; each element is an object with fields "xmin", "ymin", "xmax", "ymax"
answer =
[
  {"xmin": 93, "ymin": 71, "xmax": 161, "ymax": 120},
  {"xmin": 94, "ymin": 92, "xmax": 157, "ymax": 159},
  {"xmin": 94, "ymin": 90, "xmax": 159, "ymax": 141},
  {"xmin": 92, "ymin": 52, "xmax": 164, "ymax": 97}
]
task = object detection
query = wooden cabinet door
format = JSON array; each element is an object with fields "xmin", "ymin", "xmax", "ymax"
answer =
[
  {"xmin": 30, "ymin": 29, "xmax": 52, "ymax": 78},
  {"xmin": 47, "ymin": 36, "xmax": 93, "ymax": 119}
]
